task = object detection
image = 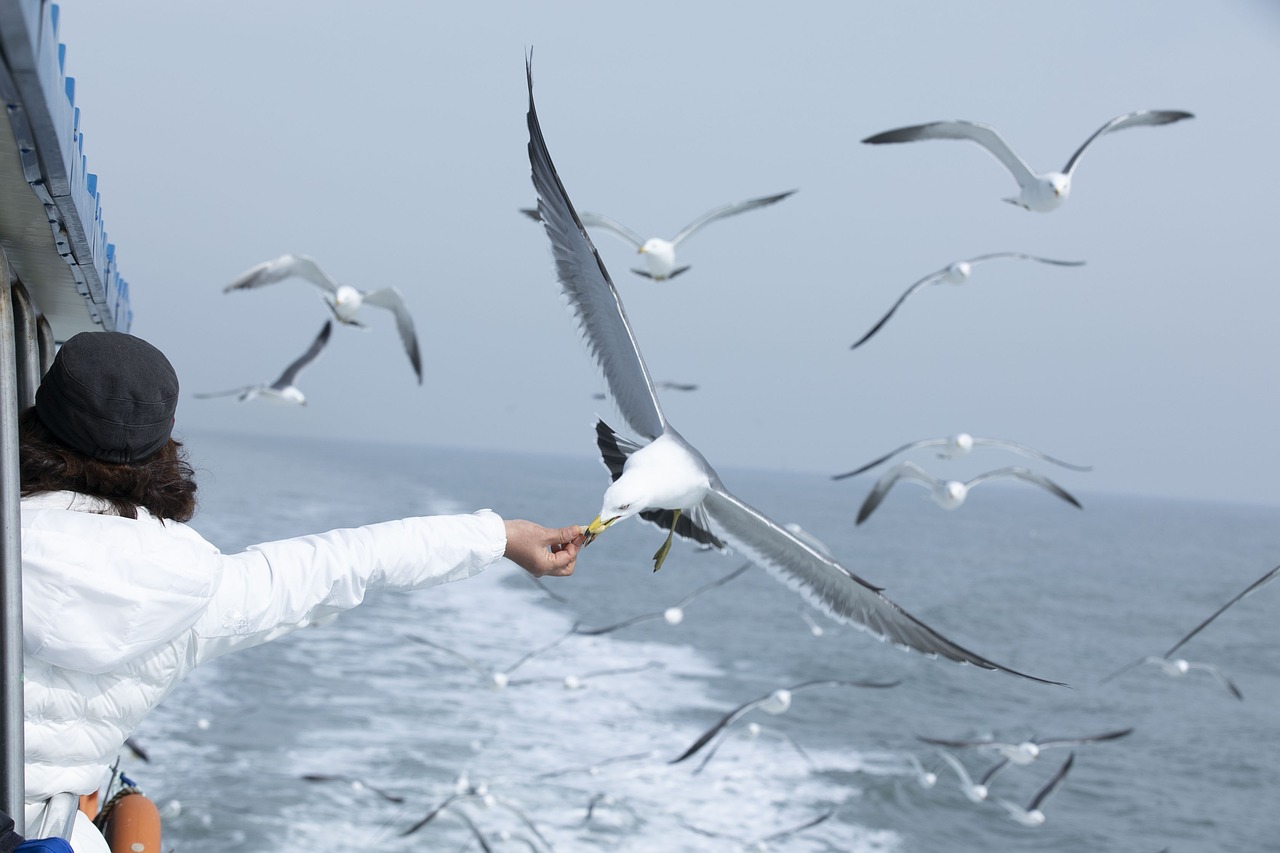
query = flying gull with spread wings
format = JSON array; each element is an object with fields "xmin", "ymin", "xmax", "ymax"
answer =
[
  {"xmin": 195, "ymin": 321, "xmax": 331, "ymax": 405},
  {"xmin": 834, "ymin": 432, "xmax": 1091, "ymax": 480},
  {"xmin": 849, "ymin": 253, "xmax": 1085, "ymax": 349},
  {"xmin": 526, "ymin": 57, "xmax": 1060, "ymax": 685},
  {"xmin": 224, "ymin": 253, "xmax": 423, "ymax": 383},
  {"xmin": 854, "ymin": 461, "xmax": 1082, "ymax": 524},
  {"xmin": 522, "ymin": 188, "xmax": 795, "ymax": 281},
  {"xmin": 862, "ymin": 109, "xmax": 1193, "ymax": 211}
]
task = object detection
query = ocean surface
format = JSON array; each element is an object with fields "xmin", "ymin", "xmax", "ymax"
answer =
[{"xmin": 120, "ymin": 430, "xmax": 1280, "ymax": 852}]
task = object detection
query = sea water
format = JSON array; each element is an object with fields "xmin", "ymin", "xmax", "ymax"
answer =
[{"xmin": 120, "ymin": 430, "xmax": 1280, "ymax": 852}]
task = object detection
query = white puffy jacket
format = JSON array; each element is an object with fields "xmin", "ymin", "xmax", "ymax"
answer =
[{"xmin": 20, "ymin": 491, "xmax": 507, "ymax": 806}]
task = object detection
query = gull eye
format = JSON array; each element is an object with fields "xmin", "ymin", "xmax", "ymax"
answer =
[{"xmin": 617, "ymin": 503, "xmax": 631, "ymax": 511}]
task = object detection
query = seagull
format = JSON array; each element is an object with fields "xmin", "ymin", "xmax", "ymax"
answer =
[
  {"xmin": 401, "ymin": 787, "xmax": 550, "ymax": 848},
  {"xmin": 406, "ymin": 630, "xmax": 573, "ymax": 690},
  {"xmin": 862, "ymin": 109, "xmax": 1194, "ymax": 212},
  {"xmin": 678, "ymin": 809, "xmax": 835, "ymax": 852},
  {"xmin": 904, "ymin": 753, "xmax": 939, "ymax": 789},
  {"xmin": 1102, "ymin": 562, "xmax": 1280, "ymax": 699},
  {"xmin": 573, "ymin": 563, "xmax": 750, "ymax": 635},
  {"xmin": 855, "ymin": 461, "xmax": 1082, "ymax": 525},
  {"xmin": 669, "ymin": 679, "xmax": 900, "ymax": 765},
  {"xmin": 223, "ymin": 253, "xmax": 422, "ymax": 383},
  {"xmin": 918, "ymin": 727, "xmax": 1132, "ymax": 786},
  {"xmin": 935, "ymin": 750, "xmax": 1003, "ymax": 803},
  {"xmin": 995, "ymin": 753, "xmax": 1074, "ymax": 827},
  {"xmin": 834, "ymin": 432, "xmax": 1092, "ymax": 480},
  {"xmin": 526, "ymin": 58, "xmax": 1060, "ymax": 686},
  {"xmin": 300, "ymin": 773, "xmax": 404, "ymax": 804},
  {"xmin": 194, "ymin": 321, "xmax": 332, "ymax": 405},
  {"xmin": 691, "ymin": 720, "xmax": 818, "ymax": 776},
  {"xmin": 849, "ymin": 253, "xmax": 1086, "ymax": 350},
  {"xmin": 522, "ymin": 188, "xmax": 795, "ymax": 281}
]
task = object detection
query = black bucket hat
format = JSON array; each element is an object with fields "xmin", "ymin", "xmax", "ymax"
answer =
[{"xmin": 34, "ymin": 331, "xmax": 179, "ymax": 463}]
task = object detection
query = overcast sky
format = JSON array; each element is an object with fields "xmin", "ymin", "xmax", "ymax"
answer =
[{"xmin": 49, "ymin": 1, "xmax": 1280, "ymax": 507}]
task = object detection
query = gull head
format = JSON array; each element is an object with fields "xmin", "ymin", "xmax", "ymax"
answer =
[
  {"xmin": 936, "ymin": 481, "xmax": 969, "ymax": 509},
  {"xmin": 761, "ymin": 689, "xmax": 793, "ymax": 715},
  {"xmin": 330, "ymin": 285, "xmax": 364, "ymax": 322},
  {"xmin": 663, "ymin": 606, "xmax": 685, "ymax": 625},
  {"xmin": 563, "ymin": 674, "xmax": 583, "ymax": 690},
  {"xmin": 1008, "ymin": 741, "xmax": 1040, "ymax": 764},
  {"xmin": 941, "ymin": 261, "xmax": 972, "ymax": 284},
  {"xmin": 638, "ymin": 238, "xmax": 677, "ymax": 279},
  {"xmin": 941, "ymin": 432, "xmax": 975, "ymax": 458},
  {"xmin": 1011, "ymin": 173, "xmax": 1071, "ymax": 212},
  {"xmin": 490, "ymin": 672, "xmax": 509, "ymax": 690},
  {"xmin": 277, "ymin": 386, "xmax": 307, "ymax": 406}
]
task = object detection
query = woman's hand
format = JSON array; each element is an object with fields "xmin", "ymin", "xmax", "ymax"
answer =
[{"xmin": 503, "ymin": 520, "xmax": 584, "ymax": 578}]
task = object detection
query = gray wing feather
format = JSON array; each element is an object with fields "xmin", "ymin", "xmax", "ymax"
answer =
[
  {"xmin": 966, "ymin": 467, "xmax": 1082, "ymax": 509},
  {"xmin": 857, "ymin": 462, "xmax": 939, "ymax": 524},
  {"xmin": 526, "ymin": 60, "xmax": 666, "ymax": 440},
  {"xmin": 863, "ymin": 120, "xmax": 1038, "ymax": 188},
  {"xmin": 833, "ymin": 439, "xmax": 948, "ymax": 480},
  {"xmin": 965, "ymin": 252, "xmax": 1087, "ymax": 268},
  {"xmin": 223, "ymin": 253, "xmax": 342, "ymax": 295},
  {"xmin": 702, "ymin": 488, "xmax": 1062, "ymax": 683},
  {"xmin": 272, "ymin": 321, "xmax": 332, "ymax": 389},
  {"xmin": 1061, "ymin": 109, "xmax": 1194, "ymax": 176},
  {"xmin": 669, "ymin": 190, "xmax": 797, "ymax": 246},
  {"xmin": 577, "ymin": 211, "xmax": 647, "ymax": 249},
  {"xmin": 849, "ymin": 270, "xmax": 948, "ymax": 350},
  {"xmin": 1165, "ymin": 563, "xmax": 1280, "ymax": 658},
  {"xmin": 362, "ymin": 287, "xmax": 424, "ymax": 383},
  {"xmin": 969, "ymin": 437, "xmax": 1092, "ymax": 471}
]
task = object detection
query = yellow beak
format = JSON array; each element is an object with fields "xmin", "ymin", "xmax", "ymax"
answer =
[{"xmin": 583, "ymin": 515, "xmax": 617, "ymax": 546}]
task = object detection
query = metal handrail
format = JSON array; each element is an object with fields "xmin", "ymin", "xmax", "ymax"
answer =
[{"xmin": 0, "ymin": 258, "xmax": 25, "ymax": 832}]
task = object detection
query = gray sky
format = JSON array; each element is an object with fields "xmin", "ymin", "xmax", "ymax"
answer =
[{"xmin": 51, "ymin": 1, "xmax": 1280, "ymax": 507}]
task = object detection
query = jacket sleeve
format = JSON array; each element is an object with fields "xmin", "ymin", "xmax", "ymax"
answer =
[{"xmin": 190, "ymin": 509, "xmax": 506, "ymax": 663}]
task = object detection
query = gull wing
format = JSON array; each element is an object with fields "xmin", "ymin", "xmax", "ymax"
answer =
[
  {"xmin": 857, "ymin": 461, "xmax": 940, "ymax": 524},
  {"xmin": 1027, "ymin": 752, "xmax": 1074, "ymax": 812},
  {"xmin": 362, "ymin": 286, "xmax": 424, "ymax": 383},
  {"xmin": 1061, "ymin": 109, "xmax": 1194, "ymax": 176},
  {"xmin": 1164, "ymin": 562, "xmax": 1280, "ymax": 658},
  {"xmin": 917, "ymin": 734, "xmax": 1016, "ymax": 751},
  {"xmin": 966, "ymin": 252, "xmax": 1087, "ymax": 268},
  {"xmin": 1186, "ymin": 662, "xmax": 1244, "ymax": 700},
  {"xmin": 966, "ymin": 466, "xmax": 1082, "ymax": 509},
  {"xmin": 223, "ymin": 252, "xmax": 342, "ymax": 295},
  {"xmin": 1036, "ymin": 727, "xmax": 1134, "ymax": 748},
  {"xmin": 192, "ymin": 385, "xmax": 260, "ymax": 400},
  {"xmin": 577, "ymin": 211, "xmax": 647, "ymax": 249},
  {"xmin": 271, "ymin": 321, "xmax": 332, "ymax": 390},
  {"xmin": 970, "ymin": 437, "xmax": 1092, "ymax": 471},
  {"xmin": 833, "ymin": 438, "xmax": 948, "ymax": 480},
  {"xmin": 863, "ymin": 120, "xmax": 1038, "ymax": 190},
  {"xmin": 669, "ymin": 190, "xmax": 797, "ymax": 247},
  {"xmin": 849, "ymin": 268, "xmax": 949, "ymax": 350},
  {"xmin": 702, "ymin": 487, "xmax": 1062, "ymax": 683},
  {"xmin": 526, "ymin": 60, "xmax": 665, "ymax": 440}
]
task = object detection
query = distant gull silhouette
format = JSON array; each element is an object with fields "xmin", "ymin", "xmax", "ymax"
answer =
[
  {"xmin": 301, "ymin": 772, "xmax": 404, "ymax": 804},
  {"xmin": 526, "ymin": 57, "xmax": 1062, "ymax": 685},
  {"xmin": 691, "ymin": 720, "xmax": 818, "ymax": 776},
  {"xmin": 935, "ymin": 750, "xmax": 1003, "ymax": 802},
  {"xmin": 669, "ymin": 679, "xmax": 900, "ymax": 765},
  {"xmin": 834, "ymin": 432, "xmax": 1091, "ymax": 480},
  {"xmin": 522, "ymin": 188, "xmax": 795, "ymax": 281},
  {"xmin": 862, "ymin": 109, "xmax": 1193, "ymax": 211},
  {"xmin": 996, "ymin": 753, "xmax": 1074, "ymax": 827},
  {"xmin": 401, "ymin": 786, "xmax": 549, "ymax": 848},
  {"xmin": 1102, "ymin": 562, "xmax": 1280, "ymax": 699},
  {"xmin": 223, "ymin": 253, "xmax": 423, "ymax": 383},
  {"xmin": 904, "ymin": 753, "xmax": 939, "ymax": 789},
  {"xmin": 406, "ymin": 630, "xmax": 572, "ymax": 690},
  {"xmin": 855, "ymin": 461, "xmax": 1082, "ymax": 524},
  {"xmin": 678, "ymin": 808, "xmax": 835, "ymax": 851},
  {"xmin": 850, "ymin": 253, "xmax": 1085, "ymax": 350},
  {"xmin": 918, "ymin": 727, "xmax": 1132, "ymax": 786},
  {"xmin": 573, "ymin": 563, "xmax": 750, "ymax": 635},
  {"xmin": 195, "ymin": 321, "xmax": 331, "ymax": 405}
]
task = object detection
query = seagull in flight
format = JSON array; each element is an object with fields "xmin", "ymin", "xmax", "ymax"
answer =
[
  {"xmin": 194, "ymin": 321, "xmax": 331, "ymax": 405},
  {"xmin": 996, "ymin": 753, "xmax": 1075, "ymax": 827},
  {"xmin": 854, "ymin": 461, "xmax": 1082, "ymax": 524},
  {"xmin": 669, "ymin": 679, "xmax": 900, "ymax": 765},
  {"xmin": 1102, "ymin": 562, "xmax": 1280, "ymax": 699},
  {"xmin": 934, "ymin": 750, "xmax": 1003, "ymax": 803},
  {"xmin": 862, "ymin": 109, "xmax": 1194, "ymax": 211},
  {"xmin": 849, "ymin": 253, "xmax": 1085, "ymax": 350},
  {"xmin": 523, "ymin": 188, "xmax": 796, "ymax": 281},
  {"xmin": 678, "ymin": 808, "xmax": 835, "ymax": 851},
  {"xmin": 223, "ymin": 253, "xmax": 423, "ymax": 383},
  {"xmin": 919, "ymin": 727, "xmax": 1132, "ymax": 787},
  {"xmin": 300, "ymin": 773, "xmax": 404, "ymax": 804},
  {"xmin": 833, "ymin": 432, "xmax": 1092, "ymax": 480},
  {"xmin": 526, "ymin": 57, "xmax": 1061, "ymax": 685},
  {"xmin": 572, "ymin": 563, "xmax": 750, "ymax": 635}
]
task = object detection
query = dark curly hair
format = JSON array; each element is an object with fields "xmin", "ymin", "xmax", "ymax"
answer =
[{"xmin": 19, "ymin": 407, "xmax": 198, "ymax": 522}]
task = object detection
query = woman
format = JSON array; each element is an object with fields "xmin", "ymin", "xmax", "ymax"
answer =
[{"xmin": 18, "ymin": 331, "xmax": 583, "ymax": 851}]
